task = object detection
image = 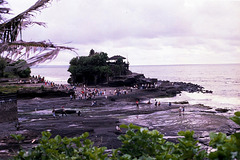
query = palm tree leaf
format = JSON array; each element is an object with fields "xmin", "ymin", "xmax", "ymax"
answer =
[
  {"xmin": 0, "ymin": 0, "xmax": 52, "ymax": 43},
  {"xmin": 0, "ymin": 0, "xmax": 77, "ymax": 66},
  {"xmin": 0, "ymin": 40, "xmax": 76, "ymax": 66}
]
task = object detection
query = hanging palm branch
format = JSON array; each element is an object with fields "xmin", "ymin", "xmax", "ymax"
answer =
[
  {"xmin": 0, "ymin": 0, "xmax": 52, "ymax": 43},
  {"xmin": 0, "ymin": 40, "xmax": 75, "ymax": 66},
  {"xmin": 0, "ymin": 0, "xmax": 76, "ymax": 66}
]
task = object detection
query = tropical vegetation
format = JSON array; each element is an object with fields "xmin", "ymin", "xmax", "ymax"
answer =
[
  {"xmin": 11, "ymin": 112, "xmax": 240, "ymax": 160},
  {"xmin": 68, "ymin": 49, "xmax": 129, "ymax": 85},
  {"xmin": 1, "ymin": 59, "xmax": 31, "ymax": 78}
]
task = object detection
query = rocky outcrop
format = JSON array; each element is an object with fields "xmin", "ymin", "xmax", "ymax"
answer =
[
  {"xmin": 158, "ymin": 81, "xmax": 210, "ymax": 95},
  {"xmin": 108, "ymin": 73, "xmax": 157, "ymax": 87},
  {"xmin": 55, "ymin": 109, "xmax": 76, "ymax": 114},
  {"xmin": 215, "ymin": 108, "xmax": 229, "ymax": 113},
  {"xmin": 17, "ymin": 88, "xmax": 70, "ymax": 99},
  {"xmin": 107, "ymin": 73, "xmax": 211, "ymax": 98},
  {"xmin": 107, "ymin": 73, "xmax": 211, "ymax": 95},
  {"xmin": 171, "ymin": 81, "xmax": 204, "ymax": 93}
]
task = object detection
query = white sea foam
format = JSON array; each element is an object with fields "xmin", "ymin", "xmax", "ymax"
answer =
[{"xmin": 181, "ymin": 92, "xmax": 240, "ymax": 109}]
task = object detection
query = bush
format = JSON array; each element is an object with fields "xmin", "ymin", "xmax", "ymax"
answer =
[
  {"xmin": 208, "ymin": 112, "xmax": 240, "ymax": 160},
  {"xmin": 10, "ymin": 59, "xmax": 31, "ymax": 78},
  {"xmin": 11, "ymin": 112, "xmax": 240, "ymax": 160},
  {"xmin": 117, "ymin": 124, "xmax": 206, "ymax": 160},
  {"xmin": 12, "ymin": 131, "xmax": 108, "ymax": 160},
  {"xmin": 17, "ymin": 67, "xmax": 31, "ymax": 78}
]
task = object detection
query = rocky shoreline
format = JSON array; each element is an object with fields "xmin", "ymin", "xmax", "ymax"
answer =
[{"xmin": 0, "ymin": 78, "xmax": 239, "ymax": 159}]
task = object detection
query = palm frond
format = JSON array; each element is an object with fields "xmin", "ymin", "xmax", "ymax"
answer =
[
  {"xmin": 21, "ymin": 21, "xmax": 47, "ymax": 28},
  {"xmin": 0, "ymin": 40, "xmax": 76, "ymax": 66},
  {"xmin": 0, "ymin": 0, "xmax": 52, "ymax": 43},
  {"xmin": 0, "ymin": 0, "xmax": 77, "ymax": 66}
]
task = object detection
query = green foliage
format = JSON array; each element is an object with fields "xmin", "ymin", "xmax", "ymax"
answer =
[
  {"xmin": 0, "ymin": 59, "xmax": 31, "ymax": 78},
  {"xmin": 118, "ymin": 124, "xmax": 168, "ymax": 158},
  {"xmin": 68, "ymin": 52, "xmax": 111, "ymax": 85},
  {"xmin": 17, "ymin": 67, "xmax": 31, "ymax": 78},
  {"xmin": 209, "ymin": 132, "xmax": 240, "ymax": 160},
  {"xmin": 176, "ymin": 130, "xmax": 207, "ymax": 160},
  {"xmin": 0, "ymin": 85, "xmax": 50, "ymax": 94},
  {"xmin": 208, "ymin": 111, "xmax": 240, "ymax": 160},
  {"xmin": 0, "ymin": 85, "xmax": 22, "ymax": 94},
  {"xmin": 11, "ymin": 112, "xmax": 240, "ymax": 160},
  {"xmin": 11, "ymin": 134, "xmax": 25, "ymax": 143},
  {"xmin": 68, "ymin": 51, "xmax": 128, "ymax": 85},
  {"xmin": 11, "ymin": 59, "xmax": 31, "ymax": 78},
  {"xmin": 230, "ymin": 111, "xmax": 240, "ymax": 126},
  {"xmin": 13, "ymin": 131, "xmax": 109, "ymax": 160},
  {"xmin": 117, "ymin": 124, "xmax": 206, "ymax": 160}
]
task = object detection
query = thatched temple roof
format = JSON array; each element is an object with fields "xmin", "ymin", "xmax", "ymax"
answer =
[{"xmin": 108, "ymin": 55, "xmax": 126, "ymax": 61}]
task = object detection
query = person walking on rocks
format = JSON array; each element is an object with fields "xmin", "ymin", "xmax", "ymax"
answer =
[
  {"xmin": 154, "ymin": 99, "xmax": 158, "ymax": 107},
  {"xmin": 136, "ymin": 100, "xmax": 139, "ymax": 108},
  {"xmin": 52, "ymin": 107, "xmax": 56, "ymax": 118},
  {"xmin": 179, "ymin": 106, "xmax": 182, "ymax": 116},
  {"xmin": 78, "ymin": 111, "xmax": 81, "ymax": 116},
  {"xmin": 182, "ymin": 106, "xmax": 185, "ymax": 115}
]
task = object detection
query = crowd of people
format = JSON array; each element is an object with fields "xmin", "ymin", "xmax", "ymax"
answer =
[
  {"xmin": 69, "ymin": 85, "xmax": 133, "ymax": 101},
  {"xmin": 27, "ymin": 75, "xmax": 186, "ymax": 118},
  {"xmin": 29, "ymin": 75, "xmax": 73, "ymax": 91},
  {"xmin": 133, "ymin": 83, "xmax": 158, "ymax": 90}
]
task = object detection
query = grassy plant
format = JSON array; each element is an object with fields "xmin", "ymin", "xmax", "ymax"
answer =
[{"xmin": 0, "ymin": 85, "xmax": 22, "ymax": 94}]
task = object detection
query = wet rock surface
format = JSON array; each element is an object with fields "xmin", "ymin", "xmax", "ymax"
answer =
[{"xmin": 0, "ymin": 88, "xmax": 238, "ymax": 159}]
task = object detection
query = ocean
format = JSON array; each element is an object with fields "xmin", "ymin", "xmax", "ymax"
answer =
[{"xmin": 31, "ymin": 64, "xmax": 240, "ymax": 112}]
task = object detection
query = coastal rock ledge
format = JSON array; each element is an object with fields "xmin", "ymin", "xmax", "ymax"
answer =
[{"xmin": 107, "ymin": 72, "xmax": 209, "ymax": 97}]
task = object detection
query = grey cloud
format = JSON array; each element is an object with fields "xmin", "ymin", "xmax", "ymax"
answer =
[{"xmin": 7, "ymin": 0, "xmax": 240, "ymax": 65}]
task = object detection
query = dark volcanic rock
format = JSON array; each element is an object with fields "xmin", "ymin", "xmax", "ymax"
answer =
[
  {"xmin": 166, "ymin": 87, "xmax": 179, "ymax": 96},
  {"xmin": 215, "ymin": 108, "xmax": 229, "ymax": 113},
  {"xmin": 108, "ymin": 80, "xmax": 125, "ymax": 87},
  {"xmin": 0, "ymin": 89, "xmax": 237, "ymax": 159},
  {"xmin": 172, "ymin": 82, "xmax": 205, "ymax": 93},
  {"xmin": 55, "ymin": 109, "xmax": 76, "ymax": 114},
  {"xmin": 123, "ymin": 77, "xmax": 136, "ymax": 86},
  {"xmin": 17, "ymin": 88, "xmax": 70, "ymax": 98},
  {"xmin": 108, "ymin": 73, "xmax": 157, "ymax": 87},
  {"xmin": 173, "ymin": 101, "xmax": 189, "ymax": 104}
]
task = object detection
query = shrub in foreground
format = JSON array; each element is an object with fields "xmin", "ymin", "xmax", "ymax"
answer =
[{"xmin": 12, "ymin": 112, "xmax": 240, "ymax": 160}]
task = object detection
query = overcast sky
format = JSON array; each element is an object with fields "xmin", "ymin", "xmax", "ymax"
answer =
[{"xmin": 7, "ymin": 0, "xmax": 240, "ymax": 65}]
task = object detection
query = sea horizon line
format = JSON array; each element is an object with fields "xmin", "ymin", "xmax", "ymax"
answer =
[{"xmin": 31, "ymin": 63, "xmax": 240, "ymax": 68}]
